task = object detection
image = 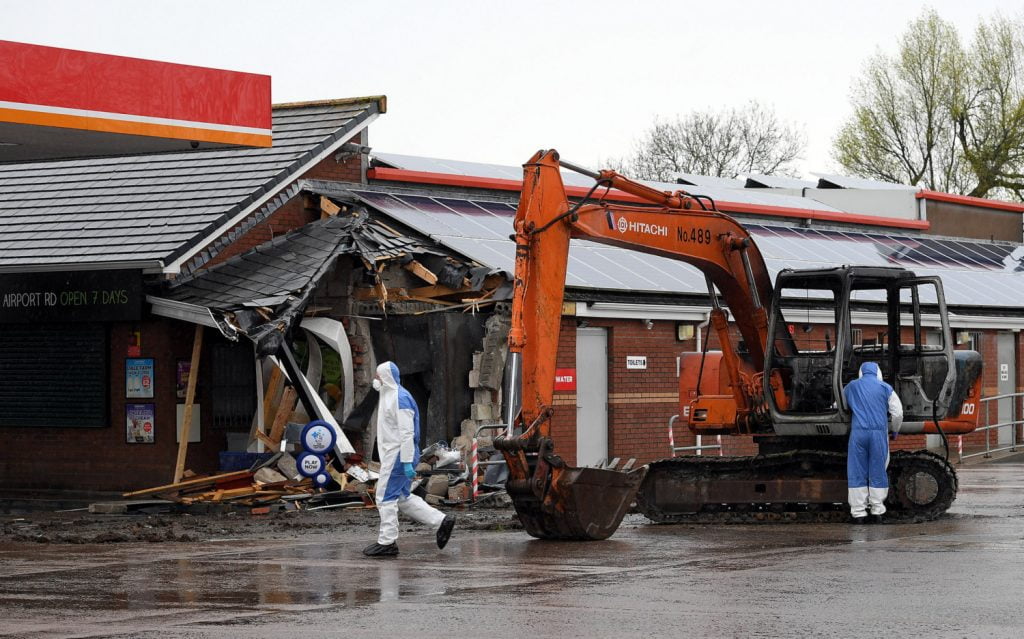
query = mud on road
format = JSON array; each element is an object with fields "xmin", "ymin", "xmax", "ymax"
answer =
[{"xmin": 1, "ymin": 501, "xmax": 522, "ymax": 545}]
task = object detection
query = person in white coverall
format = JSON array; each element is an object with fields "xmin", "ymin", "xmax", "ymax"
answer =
[
  {"xmin": 842, "ymin": 361, "xmax": 903, "ymax": 524},
  {"xmin": 363, "ymin": 361, "xmax": 456, "ymax": 557}
]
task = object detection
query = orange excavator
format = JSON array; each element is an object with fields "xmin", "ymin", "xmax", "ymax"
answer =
[{"xmin": 494, "ymin": 150, "xmax": 984, "ymax": 540}]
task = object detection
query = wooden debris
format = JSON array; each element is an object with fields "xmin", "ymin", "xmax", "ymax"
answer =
[
  {"xmin": 123, "ymin": 470, "xmax": 254, "ymax": 498},
  {"xmin": 173, "ymin": 324, "xmax": 204, "ymax": 484},
  {"xmin": 320, "ymin": 196, "xmax": 341, "ymax": 218},
  {"xmin": 403, "ymin": 260, "xmax": 439, "ymax": 285}
]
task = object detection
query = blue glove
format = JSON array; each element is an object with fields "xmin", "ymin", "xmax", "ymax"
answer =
[{"xmin": 403, "ymin": 462, "xmax": 416, "ymax": 480}]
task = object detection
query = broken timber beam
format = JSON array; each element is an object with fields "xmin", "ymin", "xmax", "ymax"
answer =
[
  {"xmin": 403, "ymin": 260, "xmax": 439, "ymax": 285},
  {"xmin": 267, "ymin": 387, "xmax": 298, "ymax": 450},
  {"xmin": 174, "ymin": 324, "xmax": 204, "ymax": 484},
  {"xmin": 320, "ymin": 196, "xmax": 341, "ymax": 218},
  {"xmin": 123, "ymin": 470, "xmax": 254, "ymax": 498}
]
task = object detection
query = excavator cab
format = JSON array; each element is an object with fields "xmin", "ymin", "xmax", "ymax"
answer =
[{"xmin": 765, "ymin": 266, "xmax": 960, "ymax": 434}]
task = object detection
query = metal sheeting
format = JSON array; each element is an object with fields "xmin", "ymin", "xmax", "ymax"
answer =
[
  {"xmin": 372, "ymin": 152, "xmax": 844, "ymax": 214},
  {"xmin": 355, "ymin": 190, "xmax": 1024, "ymax": 309},
  {"xmin": 811, "ymin": 172, "xmax": 919, "ymax": 191}
]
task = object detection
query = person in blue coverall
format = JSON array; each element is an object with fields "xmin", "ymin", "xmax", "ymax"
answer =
[
  {"xmin": 843, "ymin": 361, "xmax": 903, "ymax": 523},
  {"xmin": 363, "ymin": 361, "xmax": 456, "ymax": 557}
]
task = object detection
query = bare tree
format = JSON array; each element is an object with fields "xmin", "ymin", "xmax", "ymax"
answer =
[
  {"xmin": 833, "ymin": 9, "xmax": 1024, "ymax": 199},
  {"xmin": 612, "ymin": 102, "xmax": 806, "ymax": 182}
]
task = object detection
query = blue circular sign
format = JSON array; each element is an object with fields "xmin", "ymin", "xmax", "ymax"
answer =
[
  {"xmin": 296, "ymin": 451, "xmax": 325, "ymax": 478},
  {"xmin": 301, "ymin": 420, "xmax": 336, "ymax": 455}
]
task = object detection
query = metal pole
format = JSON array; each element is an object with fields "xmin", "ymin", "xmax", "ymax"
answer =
[
  {"xmin": 502, "ymin": 352, "xmax": 521, "ymax": 438},
  {"xmin": 470, "ymin": 437, "xmax": 479, "ymax": 502},
  {"xmin": 985, "ymin": 401, "xmax": 991, "ymax": 458},
  {"xmin": 667, "ymin": 414, "xmax": 678, "ymax": 457}
]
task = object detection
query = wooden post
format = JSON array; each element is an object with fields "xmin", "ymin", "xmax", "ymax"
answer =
[{"xmin": 174, "ymin": 324, "xmax": 204, "ymax": 483}]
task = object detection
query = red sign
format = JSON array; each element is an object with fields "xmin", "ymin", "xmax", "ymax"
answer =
[
  {"xmin": 0, "ymin": 40, "xmax": 272, "ymax": 153},
  {"xmin": 554, "ymin": 368, "xmax": 576, "ymax": 391}
]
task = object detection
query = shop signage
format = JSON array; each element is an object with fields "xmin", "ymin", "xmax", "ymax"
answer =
[
  {"xmin": 554, "ymin": 368, "xmax": 577, "ymax": 391},
  {"xmin": 0, "ymin": 270, "xmax": 142, "ymax": 323},
  {"xmin": 626, "ymin": 356, "xmax": 647, "ymax": 370}
]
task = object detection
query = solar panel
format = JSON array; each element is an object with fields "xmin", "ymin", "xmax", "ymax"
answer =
[{"xmin": 354, "ymin": 190, "xmax": 1024, "ymax": 308}]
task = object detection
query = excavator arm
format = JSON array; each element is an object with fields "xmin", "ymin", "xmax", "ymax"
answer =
[{"xmin": 510, "ymin": 149, "xmax": 780, "ymax": 440}]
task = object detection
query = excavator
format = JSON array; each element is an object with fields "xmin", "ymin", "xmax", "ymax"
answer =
[{"xmin": 494, "ymin": 149, "xmax": 984, "ymax": 540}]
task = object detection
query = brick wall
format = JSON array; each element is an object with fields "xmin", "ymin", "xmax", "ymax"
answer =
[
  {"xmin": 0, "ymin": 318, "xmax": 224, "ymax": 492},
  {"xmin": 545, "ymin": 316, "xmax": 1010, "ymax": 466}
]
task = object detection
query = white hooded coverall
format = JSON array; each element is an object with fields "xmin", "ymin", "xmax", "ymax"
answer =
[{"xmin": 374, "ymin": 361, "xmax": 445, "ymax": 545}]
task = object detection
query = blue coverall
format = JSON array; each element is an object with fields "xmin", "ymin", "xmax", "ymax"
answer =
[{"xmin": 843, "ymin": 361, "xmax": 903, "ymax": 517}]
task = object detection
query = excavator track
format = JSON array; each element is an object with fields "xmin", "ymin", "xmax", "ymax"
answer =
[{"xmin": 635, "ymin": 449, "xmax": 958, "ymax": 524}]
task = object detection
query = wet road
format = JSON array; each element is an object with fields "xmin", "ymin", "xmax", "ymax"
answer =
[{"xmin": 2, "ymin": 458, "xmax": 1023, "ymax": 639}]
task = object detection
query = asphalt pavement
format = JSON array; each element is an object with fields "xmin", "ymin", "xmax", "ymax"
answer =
[{"xmin": 1, "ymin": 456, "xmax": 1022, "ymax": 638}]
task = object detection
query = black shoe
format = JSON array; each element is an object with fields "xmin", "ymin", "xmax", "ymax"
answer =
[
  {"xmin": 436, "ymin": 515, "xmax": 456, "ymax": 549},
  {"xmin": 869, "ymin": 514, "xmax": 884, "ymax": 525},
  {"xmin": 850, "ymin": 515, "xmax": 868, "ymax": 525},
  {"xmin": 363, "ymin": 542, "xmax": 399, "ymax": 557}
]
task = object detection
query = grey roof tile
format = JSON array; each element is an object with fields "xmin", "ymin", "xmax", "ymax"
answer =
[{"xmin": 0, "ymin": 98, "xmax": 384, "ymax": 269}]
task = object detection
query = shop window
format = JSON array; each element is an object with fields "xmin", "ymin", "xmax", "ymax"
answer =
[
  {"xmin": 0, "ymin": 323, "xmax": 107, "ymax": 427},
  {"xmin": 210, "ymin": 340, "xmax": 256, "ymax": 430}
]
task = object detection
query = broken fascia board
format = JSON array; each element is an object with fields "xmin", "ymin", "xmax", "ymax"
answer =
[
  {"xmin": 267, "ymin": 354, "xmax": 355, "ymax": 457},
  {"xmin": 147, "ymin": 295, "xmax": 237, "ymax": 338}
]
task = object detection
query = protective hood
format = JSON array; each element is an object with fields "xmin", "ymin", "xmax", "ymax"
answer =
[
  {"xmin": 858, "ymin": 361, "xmax": 883, "ymax": 381},
  {"xmin": 376, "ymin": 361, "xmax": 401, "ymax": 440}
]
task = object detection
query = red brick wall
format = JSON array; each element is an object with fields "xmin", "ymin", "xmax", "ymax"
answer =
[
  {"xmin": 550, "ymin": 316, "xmax": 725, "ymax": 466},
  {"xmin": 0, "ymin": 318, "xmax": 224, "ymax": 492}
]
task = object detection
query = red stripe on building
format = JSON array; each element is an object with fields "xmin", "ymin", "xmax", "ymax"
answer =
[{"xmin": 918, "ymin": 189, "xmax": 1024, "ymax": 213}]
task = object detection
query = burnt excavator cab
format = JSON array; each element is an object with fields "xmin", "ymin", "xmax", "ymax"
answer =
[{"xmin": 765, "ymin": 266, "xmax": 962, "ymax": 435}]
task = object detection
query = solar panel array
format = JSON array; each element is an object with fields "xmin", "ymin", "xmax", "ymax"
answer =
[{"xmin": 354, "ymin": 190, "xmax": 1024, "ymax": 309}]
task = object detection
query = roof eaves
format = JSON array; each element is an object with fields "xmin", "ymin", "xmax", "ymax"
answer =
[
  {"xmin": 366, "ymin": 167, "xmax": 931, "ymax": 231},
  {"xmin": 272, "ymin": 95, "xmax": 387, "ymax": 114}
]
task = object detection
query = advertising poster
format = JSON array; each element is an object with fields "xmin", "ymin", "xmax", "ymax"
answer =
[
  {"xmin": 126, "ymin": 358, "xmax": 154, "ymax": 398},
  {"xmin": 126, "ymin": 403, "xmax": 155, "ymax": 444},
  {"xmin": 176, "ymin": 360, "xmax": 191, "ymax": 399}
]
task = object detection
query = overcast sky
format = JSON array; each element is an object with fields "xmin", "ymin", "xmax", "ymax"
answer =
[{"xmin": 1, "ymin": 1, "xmax": 1020, "ymax": 177}]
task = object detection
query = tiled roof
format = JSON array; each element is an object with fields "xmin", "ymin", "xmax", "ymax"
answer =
[
  {"xmin": 0, "ymin": 97, "xmax": 385, "ymax": 272},
  {"xmin": 162, "ymin": 209, "xmax": 435, "ymax": 311}
]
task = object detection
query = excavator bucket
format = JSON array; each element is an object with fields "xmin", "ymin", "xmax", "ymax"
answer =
[{"xmin": 496, "ymin": 436, "xmax": 647, "ymax": 540}]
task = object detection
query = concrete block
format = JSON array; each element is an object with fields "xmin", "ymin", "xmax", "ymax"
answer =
[
  {"xmin": 255, "ymin": 467, "xmax": 287, "ymax": 484},
  {"xmin": 472, "ymin": 352, "xmax": 483, "ymax": 370},
  {"xmin": 426, "ymin": 475, "xmax": 449, "ymax": 497},
  {"xmin": 474, "ymin": 388, "xmax": 493, "ymax": 404},
  {"xmin": 468, "ymin": 369, "xmax": 482, "ymax": 388},
  {"xmin": 425, "ymin": 493, "xmax": 444, "ymax": 506},
  {"xmin": 471, "ymin": 403, "xmax": 493, "ymax": 421}
]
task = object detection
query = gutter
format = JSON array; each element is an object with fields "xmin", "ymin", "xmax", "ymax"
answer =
[{"xmin": 368, "ymin": 167, "xmax": 930, "ymax": 231}]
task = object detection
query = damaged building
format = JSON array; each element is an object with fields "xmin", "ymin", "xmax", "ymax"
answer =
[{"xmin": 3, "ymin": 90, "xmax": 1024, "ymax": 495}]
